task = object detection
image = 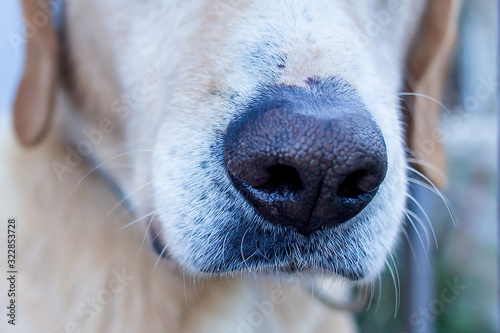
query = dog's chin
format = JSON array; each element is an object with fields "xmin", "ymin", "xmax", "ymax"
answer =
[
  {"xmin": 194, "ymin": 255, "xmax": 369, "ymax": 282},
  {"xmin": 150, "ymin": 213, "xmax": 382, "ymax": 281},
  {"xmin": 196, "ymin": 260, "xmax": 368, "ymax": 281}
]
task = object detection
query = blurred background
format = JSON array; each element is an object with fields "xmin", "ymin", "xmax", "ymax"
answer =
[
  {"xmin": 358, "ymin": 0, "xmax": 499, "ymax": 332},
  {"xmin": 0, "ymin": 0, "xmax": 498, "ymax": 332},
  {"xmin": 0, "ymin": 0, "xmax": 23, "ymax": 113}
]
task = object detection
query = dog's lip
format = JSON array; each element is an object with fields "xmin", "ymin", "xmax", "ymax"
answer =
[
  {"xmin": 198, "ymin": 262, "xmax": 313, "ymax": 275},
  {"xmin": 274, "ymin": 262, "xmax": 309, "ymax": 274},
  {"xmin": 151, "ymin": 236, "xmax": 167, "ymax": 258},
  {"xmin": 149, "ymin": 222, "xmax": 169, "ymax": 258}
]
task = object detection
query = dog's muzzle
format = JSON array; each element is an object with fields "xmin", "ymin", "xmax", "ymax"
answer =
[{"xmin": 225, "ymin": 79, "xmax": 388, "ymax": 235}]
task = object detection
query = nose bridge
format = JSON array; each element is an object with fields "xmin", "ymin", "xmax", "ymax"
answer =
[{"xmin": 225, "ymin": 79, "xmax": 387, "ymax": 235}]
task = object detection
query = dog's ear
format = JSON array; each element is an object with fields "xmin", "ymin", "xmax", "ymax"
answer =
[
  {"xmin": 14, "ymin": 0, "xmax": 59, "ymax": 146},
  {"xmin": 405, "ymin": 0, "xmax": 461, "ymax": 187}
]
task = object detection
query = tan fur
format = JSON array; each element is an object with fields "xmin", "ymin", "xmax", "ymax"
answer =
[{"xmin": 1, "ymin": 0, "xmax": 459, "ymax": 331}]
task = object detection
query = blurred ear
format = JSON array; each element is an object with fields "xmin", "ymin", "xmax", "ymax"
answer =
[
  {"xmin": 14, "ymin": 0, "xmax": 59, "ymax": 146},
  {"xmin": 405, "ymin": 0, "xmax": 461, "ymax": 187}
]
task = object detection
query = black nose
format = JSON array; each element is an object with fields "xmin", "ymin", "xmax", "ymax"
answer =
[{"xmin": 225, "ymin": 79, "xmax": 387, "ymax": 235}]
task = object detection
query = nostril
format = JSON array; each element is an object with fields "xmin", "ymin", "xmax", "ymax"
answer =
[
  {"xmin": 337, "ymin": 164, "xmax": 385, "ymax": 200},
  {"xmin": 337, "ymin": 170, "xmax": 369, "ymax": 199},
  {"xmin": 257, "ymin": 165, "xmax": 303, "ymax": 194}
]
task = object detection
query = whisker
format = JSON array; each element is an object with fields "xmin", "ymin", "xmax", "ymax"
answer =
[
  {"xmin": 407, "ymin": 166, "xmax": 456, "ymax": 227},
  {"xmin": 94, "ymin": 163, "xmax": 151, "ymax": 170},
  {"xmin": 399, "ymin": 92, "xmax": 451, "ymax": 114},
  {"xmin": 384, "ymin": 258, "xmax": 398, "ymax": 318},
  {"xmin": 239, "ymin": 227, "xmax": 256, "ymax": 276},
  {"xmin": 406, "ymin": 155, "xmax": 447, "ymax": 180},
  {"xmin": 404, "ymin": 211, "xmax": 430, "ymax": 254},
  {"xmin": 273, "ymin": 266, "xmax": 287, "ymax": 303},
  {"xmin": 375, "ymin": 274, "xmax": 382, "ymax": 313},
  {"xmin": 404, "ymin": 210, "xmax": 431, "ymax": 271},
  {"xmin": 72, "ymin": 149, "xmax": 154, "ymax": 193},
  {"xmin": 389, "ymin": 251, "xmax": 401, "ymax": 316},
  {"xmin": 358, "ymin": 283, "xmax": 370, "ymax": 310},
  {"xmin": 145, "ymin": 225, "xmax": 169, "ymax": 292},
  {"xmin": 406, "ymin": 206, "xmax": 434, "ymax": 247},
  {"xmin": 100, "ymin": 181, "xmax": 153, "ymax": 223},
  {"xmin": 136, "ymin": 212, "xmax": 157, "ymax": 263},
  {"xmin": 401, "ymin": 227, "xmax": 418, "ymax": 263},
  {"xmin": 115, "ymin": 211, "xmax": 156, "ymax": 233},
  {"xmin": 406, "ymin": 193, "xmax": 438, "ymax": 249},
  {"xmin": 254, "ymin": 246, "xmax": 271, "ymax": 261},
  {"xmin": 408, "ymin": 178, "xmax": 441, "ymax": 196},
  {"xmin": 366, "ymin": 279, "xmax": 375, "ymax": 311},
  {"xmin": 153, "ymin": 239, "xmax": 169, "ymax": 272},
  {"xmin": 183, "ymin": 266, "xmax": 189, "ymax": 308},
  {"xmin": 116, "ymin": 193, "xmax": 155, "ymax": 218}
]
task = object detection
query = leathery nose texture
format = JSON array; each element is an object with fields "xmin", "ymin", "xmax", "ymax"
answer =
[{"xmin": 225, "ymin": 78, "xmax": 387, "ymax": 234}]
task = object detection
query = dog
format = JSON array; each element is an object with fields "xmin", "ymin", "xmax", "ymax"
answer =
[{"xmin": 0, "ymin": 0, "xmax": 459, "ymax": 332}]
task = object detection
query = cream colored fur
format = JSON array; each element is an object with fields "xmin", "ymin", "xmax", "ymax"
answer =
[
  {"xmin": 0, "ymin": 110, "xmax": 355, "ymax": 332},
  {"xmin": 1, "ymin": 0, "xmax": 430, "ymax": 332}
]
